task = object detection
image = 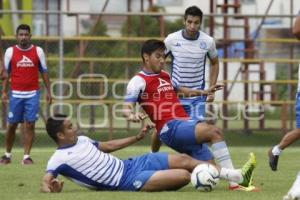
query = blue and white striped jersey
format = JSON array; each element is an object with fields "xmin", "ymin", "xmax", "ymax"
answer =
[
  {"xmin": 164, "ymin": 30, "xmax": 218, "ymax": 93},
  {"xmin": 46, "ymin": 136, "xmax": 124, "ymax": 190}
]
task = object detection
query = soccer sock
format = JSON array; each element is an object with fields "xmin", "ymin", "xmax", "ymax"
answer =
[
  {"xmin": 5, "ymin": 152, "xmax": 11, "ymax": 158},
  {"xmin": 219, "ymin": 168, "xmax": 243, "ymax": 184},
  {"xmin": 289, "ymin": 171, "xmax": 300, "ymax": 197},
  {"xmin": 211, "ymin": 141, "xmax": 237, "ymax": 186},
  {"xmin": 23, "ymin": 154, "xmax": 30, "ymax": 160},
  {"xmin": 272, "ymin": 145, "xmax": 282, "ymax": 156}
]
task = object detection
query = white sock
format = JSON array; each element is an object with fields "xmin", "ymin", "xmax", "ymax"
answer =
[
  {"xmin": 212, "ymin": 141, "xmax": 237, "ymax": 186},
  {"xmin": 219, "ymin": 168, "xmax": 243, "ymax": 183},
  {"xmin": 272, "ymin": 145, "xmax": 282, "ymax": 156},
  {"xmin": 5, "ymin": 152, "xmax": 11, "ymax": 158},
  {"xmin": 23, "ymin": 154, "xmax": 30, "ymax": 160},
  {"xmin": 288, "ymin": 171, "xmax": 300, "ymax": 197}
]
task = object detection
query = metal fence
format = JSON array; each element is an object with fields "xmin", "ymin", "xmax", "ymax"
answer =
[{"xmin": 1, "ymin": 8, "xmax": 300, "ymax": 136}]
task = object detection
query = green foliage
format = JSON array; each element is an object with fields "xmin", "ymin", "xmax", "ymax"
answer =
[{"xmin": 275, "ymin": 63, "xmax": 298, "ymax": 100}]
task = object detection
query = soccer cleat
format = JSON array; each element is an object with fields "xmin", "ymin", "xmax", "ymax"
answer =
[
  {"xmin": 21, "ymin": 157, "xmax": 34, "ymax": 165},
  {"xmin": 229, "ymin": 184, "xmax": 260, "ymax": 192},
  {"xmin": 268, "ymin": 148, "xmax": 279, "ymax": 171},
  {"xmin": 240, "ymin": 152, "xmax": 256, "ymax": 187},
  {"xmin": 0, "ymin": 155, "xmax": 11, "ymax": 165}
]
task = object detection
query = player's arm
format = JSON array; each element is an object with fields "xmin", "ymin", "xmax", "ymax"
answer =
[
  {"xmin": 176, "ymin": 84, "xmax": 223, "ymax": 98},
  {"xmin": 207, "ymin": 38, "xmax": 220, "ymax": 102},
  {"xmin": 209, "ymin": 56, "xmax": 219, "ymax": 87},
  {"xmin": 122, "ymin": 75, "xmax": 147, "ymax": 122},
  {"xmin": 99, "ymin": 124, "xmax": 153, "ymax": 153},
  {"xmin": 1, "ymin": 71, "xmax": 8, "ymax": 103},
  {"xmin": 41, "ymin": 72, "xmax": 52, "ymax": 104},
  {"xmin": 150, "ymin": 130, "xmax": 161, "ymax": 152},
  {"xmin": 1, "ymin": 47, "xmax": 12, "ymax": 104},
  {"xmin": 293, "ymin": 14, "xmax": 300, "ymax": 40},
  {"xmin": 40, "ymin": 173, "xmax": 64, "ymax": 193},
  {"xmin": 37, "ymin": 47, "xmax": 52, "ymax": 104},
  {"xmin": 122, "ymin": 102, "xmax": 147, "ymax": 122}
]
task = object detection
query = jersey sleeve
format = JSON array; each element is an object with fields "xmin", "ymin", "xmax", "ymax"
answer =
[
  {"xmin": 36, "ymin": 46, "xmax": 48, "ymax": 73},
  {"xmin": 164, "ymin": 35, "xmax": 172, "ymax": 55},
  {"xmin": 207, "ymin": 39, "xmax": 218, "ymax": 59},
  {"xmin": 3, "ymin": 47, "xmax": 13, "ymax": 73},
  {"xmin": 78, "ymin": 135, "xmax": 98, "ymax": 148},
  {"xmin": 124, "ymin": 75, "xmax": 146, "ymax": 102},
  {"xmin": 46, "ymin": 155, "xmax": 63, "ymax": 178}
]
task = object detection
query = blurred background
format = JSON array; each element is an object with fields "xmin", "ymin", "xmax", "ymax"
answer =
[{"xmin": 1, "ymin": 0, "xmax": 300, "ymax": 140}]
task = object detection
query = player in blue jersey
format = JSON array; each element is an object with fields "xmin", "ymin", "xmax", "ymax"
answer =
[
  {"xmin": 270, "ymin": 13, "xmax": 300, "ymax": 200},
  {"xmin": 40, "ymin": 114, "xmax": 255, "ymax": 193}
]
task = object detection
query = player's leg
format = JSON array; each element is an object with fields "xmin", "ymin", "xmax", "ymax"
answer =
[
  {"xmin": 193, "ymin": 122, "xmax": 246, "ymax": 189},
  {"xmin": 283, "ymin": 171, "xmax": 300, "ymax": 200},
  {"xmin": 22, "ymin": 92, "xmax": 40, "ymax": 164},
  {"xmin": 0, "ymin": 95, "xmax": 23, "ymax": 164},
  {"xmin": 167, "ymin": 153, "xmax": 255, "ymax": 186},
  {"xmin": 140, "ymin": 169, "xmax": 190, "ymax": 191},
  {"xmin": 269, "ymin": 92, "xmax": 300, "ymax": 171},
  {"xmin": 134, "ymin": 152, "xmax": 255, "ymax": 191}
]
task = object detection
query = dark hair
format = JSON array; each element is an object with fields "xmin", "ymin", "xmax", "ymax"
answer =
[
  {"xmin": 46, "ymin": 114, "xmax": 67, "ymax": 143},
  {"xmin": 141, "ymin": 39, "xmax": 165, "ymax": 62},
  {"xmin": 16, "ymin": 24, "xmax": 31, "ymax": 34},
  {"xmin": 184, "ymin": 6, "xmax": 203, "ymax": 21}
]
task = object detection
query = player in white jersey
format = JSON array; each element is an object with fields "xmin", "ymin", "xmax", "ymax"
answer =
[
  {"xmin": 41, "ymin": 114, "xmax": 256, "ymax": 192},
  {"xmin": 151, "ymin": 6, "xmax": 219, "ymax": 163},
  {"xmin": 268, "ymin": 13, "xmax": 300, "ymax": 200}
]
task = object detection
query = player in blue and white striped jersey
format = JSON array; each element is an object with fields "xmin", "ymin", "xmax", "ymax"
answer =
[
  {"xmin": 40, "ymin": 114, "xmax": 256, "ymax": 193},
  {"xmin": 165, "ymin": 6, "xmax": 219, "ymax": 121},
  {"xmin": 151, "ymin": 6, "xmax": 218, "ymax": 163}
]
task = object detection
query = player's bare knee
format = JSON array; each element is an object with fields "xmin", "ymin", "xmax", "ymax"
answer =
[
  {"xmin": 25, "ymin": 122, "xmax": 34, "ymax": 127},
  {"xmin": 8, "ymin": 123, "xmax": 18, "ymax": 131},
  {"xmin": 180, "ymin": 170, "xmax": 191, "ymax": 183},
  {"xmin": 177, "ymin": 153, "xmax": 193, "ymax": 168},
  {"xmin": 210, "ymin": 127, "xmax": 224, "ymax": 140}
]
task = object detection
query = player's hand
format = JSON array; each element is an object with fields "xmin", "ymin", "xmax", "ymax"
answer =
[
  {"xmin": 206, "ymin": 93, "xmax": 215, "ymax": 102},
  {"xmin": 136, "ymin": 123, "xmax": 154, "ymax": 141},
  {"xmin": 1, "ymin": 92, "xmax": 8, "ymax": 105},
  {"xmin": 128, "ymin": 112, "xmax": 148, "ymax": 123},
  {"xmin": 46, "ymin": 92, "xmax": 52, "ymax": 105},
  {"xmin": 207, "ymin": 84, "xmax": 224, "ymax": 93},
  {"xmin": 49, "ymin": 179, "xmax": 64, "ymax": 193}
]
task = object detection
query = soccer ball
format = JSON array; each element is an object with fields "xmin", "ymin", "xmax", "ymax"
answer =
[{"xmin": 191, "ymin": 163, "xmax": 220, "ymax": 192}]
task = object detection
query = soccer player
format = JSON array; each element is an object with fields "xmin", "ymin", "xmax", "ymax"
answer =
[
  {"xmin": 0, "ymin": 24, "xmax": 52, "ymax": 165},
  {"xmin": 150, "ymin": 5, "xmax": 219, "ymax": 164},
  {"xmin": 123, "ymin": 39, "xmax": 257, "ymax": 191},
  {"xmin": 40, "ymin": 114, "xmax": 255, "ymax": 192},
  {"xmin": 273, "ymin": 12, "xmax": 300, "ymax": 200}
]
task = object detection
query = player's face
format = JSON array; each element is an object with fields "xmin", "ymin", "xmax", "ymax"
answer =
[
  {"xmin": 184, "ymin": 15, "xmax": 202, "ymax": 38},
  {"xmin": 16, "ymin": 29, "xmax": 31, "ymax": 49},
  {"xmin": 59, "ymin": 120, "xmax": 78, "ymax": 145},
  {"xmin": 146, "ymin": 48, "xmax": 166, "ymax": 73}
]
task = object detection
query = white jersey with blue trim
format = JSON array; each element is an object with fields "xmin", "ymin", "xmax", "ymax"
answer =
[
  {"xmin": 46, "ymin": 136, "xmax": 124, "ymax": 190},
  {"xmin": 164, "ymin": 30, "xmax": 218, "ymax": 93}
]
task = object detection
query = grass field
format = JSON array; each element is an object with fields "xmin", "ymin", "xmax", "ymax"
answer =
[{"xmin": 0, "ymin": 142, "xmax": 300, "ymax": 200}]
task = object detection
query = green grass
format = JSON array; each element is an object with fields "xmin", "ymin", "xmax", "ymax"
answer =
[{"xmin": 0, "ymin": 145, "xmax": 299, "ymax": 200}]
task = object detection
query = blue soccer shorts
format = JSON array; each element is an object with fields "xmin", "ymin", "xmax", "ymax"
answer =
[
  {"xmin": 159, "ymin": 119, "xmax": 213, "ymax": 161},
  {"xmin": 8, "ymin": 91, "xmax": 40, "ymax": 123},
  {"xmin": 180, "ymin": 96, "xmax": 206, "ymax": 121},
  {"xmin": 118, "ymin": 152, "xmax": 169, "ymax": 191}
]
